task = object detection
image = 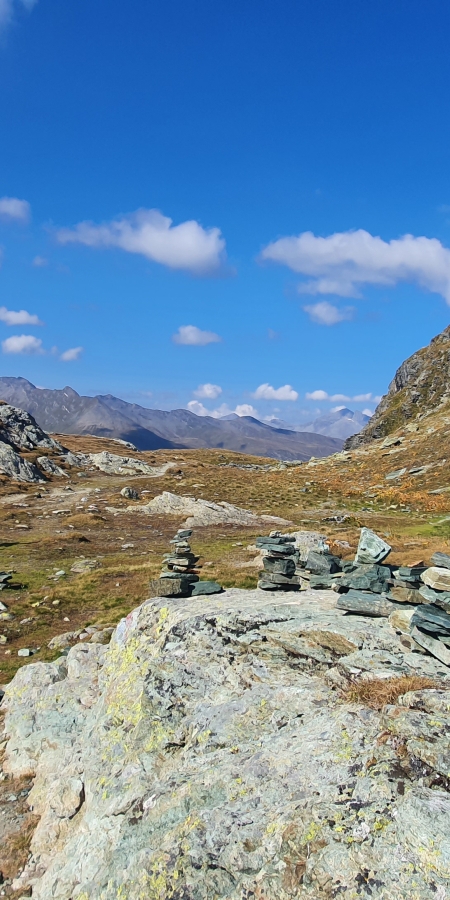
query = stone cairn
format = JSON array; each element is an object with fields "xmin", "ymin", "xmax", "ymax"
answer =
[
  {"xmin": 257, "ymin": 531, "xmax": 306, "ymax": 591},
  {"xmin": 150, "ymin": 528, "xmax": 222, "ymax": 599},
  {"xmin": 257, "ymin": 525, "xmax": 450, "ymax": 668}
]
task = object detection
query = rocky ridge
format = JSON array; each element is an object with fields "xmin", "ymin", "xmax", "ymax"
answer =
[
  {"xmin": 347, "ymin": 324, "xmax": 450, "ymax": 448},
  {"xmin": 0, "ymin": 403, "xmax": 179, "ymax": 483}
]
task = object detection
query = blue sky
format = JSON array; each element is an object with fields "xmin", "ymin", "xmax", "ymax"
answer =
[{"xmin": 1, "ymin": 0, "xmax": 450, "ymax": 424}]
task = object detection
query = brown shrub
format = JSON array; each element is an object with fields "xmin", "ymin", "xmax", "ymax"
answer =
[{"xmin": 343, "ymin": 675, "xmax": 440, "ymax": 710}]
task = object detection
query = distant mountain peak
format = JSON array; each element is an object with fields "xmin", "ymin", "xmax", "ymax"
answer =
[{"xmin": 0, "ymin": 376, "xmax": 343, "ymax": 461}]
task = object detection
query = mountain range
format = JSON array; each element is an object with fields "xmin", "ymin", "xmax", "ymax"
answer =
[
  {"xmin": 0, "ymin": 377, "xmax": 345, "ymax": 461},
  {"xmin": 267, "ymin": 407, "xmax": 370, "ymax": 441}
]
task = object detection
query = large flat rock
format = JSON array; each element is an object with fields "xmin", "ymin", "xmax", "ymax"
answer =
[{"xmin": 2, "ymin": 587, "xmax": 450, "ymax": 899}]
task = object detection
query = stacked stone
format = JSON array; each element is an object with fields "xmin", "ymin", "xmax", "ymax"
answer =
[
  {"xmin": 151, "ymin": 528, "xmax": 222, "ymax": 598},
  {"xmin": 257, "ymin": 531, "xmax": 306, "ymax": 591},
  {"xmin": 409, "ymin": 554, "xmax": 450, "ymax": 665}
]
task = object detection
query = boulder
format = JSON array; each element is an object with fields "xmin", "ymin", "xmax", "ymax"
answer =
[
  {"xmin": 138, "ymin": 492, "xmax": 290, "ymax": 528},
  {"xmin": 0, "ymin": 404, "xmax": 63, "ymax": 452},
  {"xmin": 120, "ymin": 486, "xmax": 139, "ymax": 499},
  {"xmin": 354, "ymin": 527, "xmax": 391, "ymax": 565}
]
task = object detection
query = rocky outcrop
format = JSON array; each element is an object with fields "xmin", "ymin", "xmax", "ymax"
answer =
[
  {"xmin": 89, "ymin": 452, "xmax": 175, "ymax": 477},
  {"xmin": 0, "ymin": 441, "xmax": 44, "ymax": 482},
  {"xmin": 346, "ymin": 324, "xmax": 450, "ymax": 448},
  {"xmin": 0, "ymin": 403, "xmax": 63, "ymax": 453},
  {"xmin": 128, "ymin": 491, "xmax": 291, "ymax": 527},
  {"xmin": 3, "ymin": 586, "xmax": 450, "ymax": 899}
]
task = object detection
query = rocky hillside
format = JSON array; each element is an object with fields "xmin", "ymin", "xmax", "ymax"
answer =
[{"xmin": 347, "ymin": 324, "xmax": 450, "ymax": 448}]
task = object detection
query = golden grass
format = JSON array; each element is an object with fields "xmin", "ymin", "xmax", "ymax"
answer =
[
  {"xmin": 343, "ymin": 675, "xmax": 440, "ymax": 710},
  {"xmin": 0, "ymin": 812, "xmax": 39, "ymax": 879}
]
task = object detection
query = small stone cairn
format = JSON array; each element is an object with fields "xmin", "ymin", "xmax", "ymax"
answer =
[
  {"xmin": 257, "ymin": 531, "xmax": 307, "ymax": 591},
  {"xmin": 150, "ymin": 528, "xmax": 222, "ymax": 599},
  {"xmin": 256, "ymin": 526, "xmax": 450, "ymax": 668}
]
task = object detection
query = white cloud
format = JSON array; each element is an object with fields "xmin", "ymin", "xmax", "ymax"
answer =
[
  {"xmin": 261, "ymin": 228, "xmax": 450, "ymax": 304},
  {"xmin": 173, "ymin": 325, "xmax": 221, "ymax": 346},
  {"xmin": 0, "ymin": 196, "xmax": 30, "ymax": 223},
  {"xmin": 2, "ymin": 334, "xmax": 43, "ymax": 355},
  {"xmin": 234, "ymin": 404, "xmax": 258, "ymax": 417},
  {"xmin": 60, "ymin": 346, "xmax": 83, "ymax": 362},
  {"xmin": 253, "ymin": 383, "xmax": 299, "ymax": 401},
  {"xmin": 306, "ymin": 389, "xmax": 376, "ymax": 402},
  {"xmin": 303, "ymin": 300, "xmax": 355, "ymax": 326},
  {"xmin": 57, "ymin": 208, "xmax": 226, "ymax": 275},
  {"xmin": 193, "ymin": 382, "xmax": 222, "ymax": 399},
  {"xmin": 362, "ymin": 408, "xmax": 374, "ymax": 416},
  {"xmin": 187, "ymin": 400, "xmax": 259, "ymax": 419},
  {"xmin": 0, "ymin": 0, "xmax": 36, "ymax": 29},
  {"xmin": 32, "ymin": 255, "xmax": 48, "ymax": 267},
  {"xmin": 0, "ymin": 306, "xmax": 42, "ymax": 326},
  {"xmin": 187, "ymin": 400, "xmax": 209, "ymax": 416}
]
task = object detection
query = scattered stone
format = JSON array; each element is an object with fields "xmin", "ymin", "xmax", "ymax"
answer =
[
  {"xmin": 17, "ymin": 648, "xmax": 33, "ymax": 657},
  {"xmin": 70, "ymin": 558, "xmax": 99, "ymax": 574},
  {"xmin": 120, "ymin": 486, "xmax": 139, "ymax": 500},
  {"xmin": 385, "ymin": 467, "xmax": 407, "ymax": 480}
]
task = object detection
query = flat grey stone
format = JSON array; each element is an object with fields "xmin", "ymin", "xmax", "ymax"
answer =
[
  {"xmin": 336, "ymin": 591, "xmax": 399, "ymax": 617},
  {"xmin": 190, "ymin": 581, "xmax": 223, "ymax": 596}
]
